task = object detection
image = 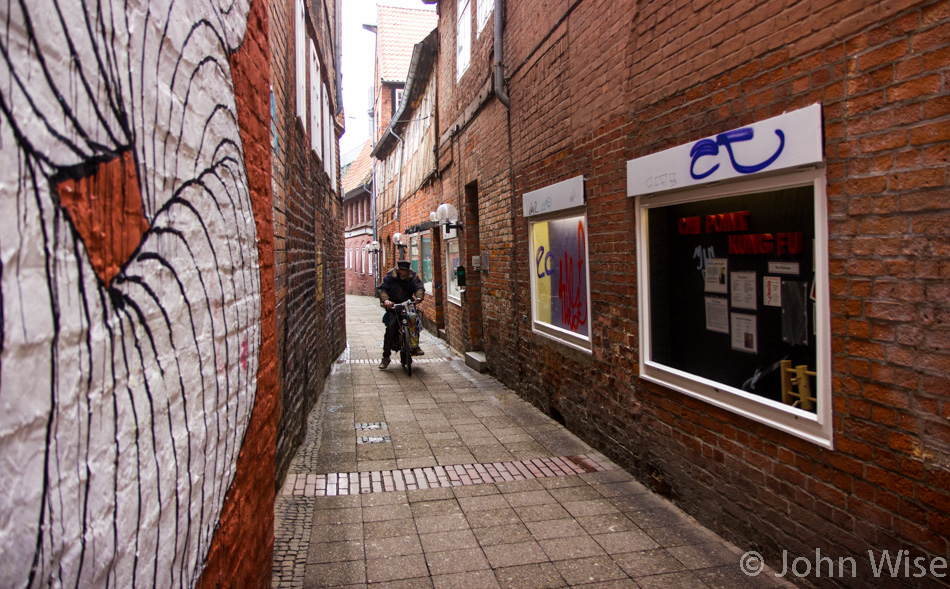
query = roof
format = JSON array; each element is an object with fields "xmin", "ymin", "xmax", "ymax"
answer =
[
  {"xmin": 342, "ymin": 138, "xmax": 374, "ymax": 197},
  {"xmin": 377, "ymin": 6, "xmax": 437, "ymax": 83}
]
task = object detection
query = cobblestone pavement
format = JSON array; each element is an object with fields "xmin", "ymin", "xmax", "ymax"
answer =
[{"xmin": 273, "ymin": 295, "xmax": 792, "ymax": 588}]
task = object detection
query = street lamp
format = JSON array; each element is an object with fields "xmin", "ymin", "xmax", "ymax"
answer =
[{"xmin": 365, "ymin": 240, "xmax": 381, "ymax": 289}]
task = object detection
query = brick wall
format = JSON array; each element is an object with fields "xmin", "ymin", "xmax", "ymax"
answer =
[
  {"xmin": 270, "ymin": 0, "xmax": 347, "ymax": 487},
  {"xmin": 430, "ymin": 0, "xmax": 950, "ymax": 583}
]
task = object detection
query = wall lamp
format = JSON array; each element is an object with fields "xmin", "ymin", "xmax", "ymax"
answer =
[
  {"xmin": 391, "ymin": 233, "xmax": 408, "ymax": 249},
  {"xmin": 429, "ymin": 203, "xmax": 463, "ymax": 230},
  {"xmin": 364, "ymin": 240, "xmax": 381, "ymax": 253}
]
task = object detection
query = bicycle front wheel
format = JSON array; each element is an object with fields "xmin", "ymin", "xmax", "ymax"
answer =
[{"xmin": 400, "ymin": 326, "xmax": 412, "ymax": 376}]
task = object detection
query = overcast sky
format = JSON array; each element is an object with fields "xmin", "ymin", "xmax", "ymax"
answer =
[{"xmin": 340, "ymin": 0, "xmax": 436, "ymax": 159}]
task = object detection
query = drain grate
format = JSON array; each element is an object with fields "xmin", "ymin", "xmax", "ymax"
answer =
[{"xmin": 357, "ymin": 435, "xmax": 391, "ymax": 444}]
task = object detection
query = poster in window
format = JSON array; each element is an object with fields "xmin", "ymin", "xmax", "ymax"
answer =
[
  {"xmin": 731, "ymin": 271, "xmax": 757, "ymax": 309},
  {"xmin": 704, "ymin": 258, "xmax": 728, "ymax": 293},
  {"xmin": 731, "ymin": 313, "xmax": 758, "ymax": 353},
  {"xmin": 705, "ymin": 297, "xmax": 729, "ymax": 333},
  {"xmin": 532, "ymin": 216, "xmax": 588, "ymax": 337}
]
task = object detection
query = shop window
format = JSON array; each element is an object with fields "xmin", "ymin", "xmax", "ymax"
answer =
[
  {"xmin": 422, "ymin": 235, "xmax": 432, "ymax": 292},
  {"xmin": 410, "ymin": 236, "xmax": 419, "ymax": 274},
  {"xmin": 447, "ymin": 240, "xmax": 461, "ymax": 304},
  {"xmin": 528, "ymin": 212, "xmax": 592, "ymax": 352},
  {"xmin": 629, "ymin": 104, "xmax": 831, "ymax": 447}
]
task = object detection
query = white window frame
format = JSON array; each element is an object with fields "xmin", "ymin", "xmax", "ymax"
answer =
[
  {"xmin": 309, "ymin": 39, "xmax": 322, "ymax": 156},
  {"xmin": 446, "ymin": 239, "xmax": 461, "ymax": 305},
  {"xmin": 527, "ymin": 208, "xmax": 593, "ymax": 353},
  {"xmin": 295, "ymin": 0, "xmax": 306, "ymax": 129},
  {"xmin": 456, "ymin": 0, "xmax": 471, "ymax": 80},
  {"xmin": 477, "ymin": 0, "xmax": 492, "ymax": 34},
  {"xmin": 635, "ymin": 167, "xmax": 833, "ymax": 448}
]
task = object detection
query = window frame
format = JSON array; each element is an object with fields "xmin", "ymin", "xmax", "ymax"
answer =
[
  {"xmin": 477, "ymin": 0, "xmax": 492, "ymax": 34},
  {"xmin": 456, "ymin": 0, "xmax": 471, "ymax": 80},
  {"xmin": 635, "ymin": 167, "xmax": 833, "ymax": 448},
  {"xmin": 446, "ymin": 239, "xmax": 461, "ymax": 306},
  {"xmin": 527, "ymin": 208, "xmax": 593, "ymax": 353}
]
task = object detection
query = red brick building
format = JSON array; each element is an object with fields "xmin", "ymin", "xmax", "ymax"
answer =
[
  {"xmin": 413, "ymin": 0, "xmax": 950, "ymax": 583},
  {"xmin": 343, "ymin": 139, "xmax": 378, "ymax": 296},
  {"xmin": 268, "ymin": 0, "xmax": 346, "ymax": 489}
]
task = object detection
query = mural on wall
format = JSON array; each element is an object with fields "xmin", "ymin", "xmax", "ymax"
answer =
[{"xmin": 0, "ymin": 0, "xmax": 261, "ymax": 586}]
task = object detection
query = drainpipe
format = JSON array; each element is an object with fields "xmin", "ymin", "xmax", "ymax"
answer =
[{"xmin": 494, "ymin": 0, "xmax": 510, "ymax": 109}]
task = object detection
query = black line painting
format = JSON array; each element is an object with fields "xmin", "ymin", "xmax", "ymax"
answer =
[{"xmin": 0, "ymin": 0, "xmax": 261, "ymax": 586}]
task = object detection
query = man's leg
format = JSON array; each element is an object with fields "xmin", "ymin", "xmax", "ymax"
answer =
[{"xmin": 380, "ymin": 316, "xmax": 397, "ymax": 369}]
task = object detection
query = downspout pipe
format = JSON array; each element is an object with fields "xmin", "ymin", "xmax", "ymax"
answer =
[{"xmin": 493, "ymin": 0, "xmax": 510, "ymax": 109}]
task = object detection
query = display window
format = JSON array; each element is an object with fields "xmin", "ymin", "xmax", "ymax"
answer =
[
  {"xmin": 635, "ymin": 169, "xmax": 831, "ymax": 446},
  {"xmin": 528, "ymin": 212, "xmax": 592, "ymax": 352},
  {"xmin": 447, "ymin": 240, "xmax": 461, "ymax": 304},
  {"xmin": 629, "ymin": 105, "xmax": 831, "ymax": 447},
  {"xmin": 422, "ymin": 236, "xmax": 432, "ymax": 292}
]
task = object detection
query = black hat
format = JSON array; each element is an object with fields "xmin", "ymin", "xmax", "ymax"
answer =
[{"xmin": 397, "ymin": 261, "xmax": 411, "ymax": 270}]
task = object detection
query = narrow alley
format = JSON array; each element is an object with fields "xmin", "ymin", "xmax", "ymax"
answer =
[{"xmin": 272, "ymin": 295, "xmax": 792, "ymax": 588}]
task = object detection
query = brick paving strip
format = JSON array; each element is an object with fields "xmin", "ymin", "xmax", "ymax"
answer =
[{"xmin": 281, "ymin": 454, "xmax": 615, "ymax": 497}]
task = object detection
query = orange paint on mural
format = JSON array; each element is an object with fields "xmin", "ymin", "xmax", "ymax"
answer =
[{"xmin": 56, "ymin": 151, "xmax": 149, "ymax": 285}]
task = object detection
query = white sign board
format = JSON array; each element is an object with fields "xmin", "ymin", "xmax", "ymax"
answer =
[
  {"xmin": 523, "ymin": 175, "xmax": 585, "ymax": 217},
  {"xmin": 627, "ymin": 104, "xmax": 823, "ymax": 197}
]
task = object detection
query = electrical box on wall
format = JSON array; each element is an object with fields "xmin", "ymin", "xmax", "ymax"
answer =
[{"xmin": 471, "ymin": 255, "xmax": 481, "ymax": 270}]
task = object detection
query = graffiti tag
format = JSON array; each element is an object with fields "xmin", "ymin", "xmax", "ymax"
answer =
[
  {"xmin": 558, "ymin": 222, "xmax": 588, "ymax": 332},
  {"xmin": 690, "ymin": 127, "xmax": 785, "ymax": 180}
]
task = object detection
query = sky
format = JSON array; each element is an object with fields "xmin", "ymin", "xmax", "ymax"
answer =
[{"xmin": 340, "ymin": 0, "xmax": 436, "ymax": 160}]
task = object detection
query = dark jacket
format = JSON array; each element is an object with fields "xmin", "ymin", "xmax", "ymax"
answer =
[{"xmin": 378, "ymin": 267, "xmax": 424, "ymax": 305}]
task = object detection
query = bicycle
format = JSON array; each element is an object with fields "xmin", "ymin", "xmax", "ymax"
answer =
[{"xmin": 388, "ymin": 300, "xmax": 422, "ymax": 376}]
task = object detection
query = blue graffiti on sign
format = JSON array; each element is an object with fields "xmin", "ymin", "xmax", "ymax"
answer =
[{"xmin": 689, "ymin": 127, "xmax": 785, "ymax": 180}]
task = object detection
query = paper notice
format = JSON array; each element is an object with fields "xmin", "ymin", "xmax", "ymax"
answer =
[
  {"xmin": 705, "ymin": 297, "xmax": 729, "ymax": 334},
  {"xmin": 731, "ymin": 313, "xmax": 758, "ymax": 353},
  {"xmin": 704, "ymin": 258, "xmax": 728, "ymax": 294},
  {"xmin": 731, "ymin": 272, "xmax": 756, "ymax": 310}
]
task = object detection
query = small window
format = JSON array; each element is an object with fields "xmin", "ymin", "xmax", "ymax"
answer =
[
  {"xmin": 447, "ymin": 240, "xmax": 461, "ymax": 304},
  {"xmin": 477, "ymin": 0, "xmax": 492, "ymax": 34},
  {"xmin": 294, "ymin": 0, "xmax": 306, "ymax": 128},
  {"xmin": 528, "ymin": 212, "xmax": 592, "ymax": 352},
  {"xmin": 456, "ymin": 0, "xmax": 471, "ymax": 80}
]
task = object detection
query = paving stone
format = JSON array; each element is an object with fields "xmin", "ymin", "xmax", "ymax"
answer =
[
  {"xmin": 552, "ymin": 555, "xmax": 629, "ymax": 585},
  {"xmin": 494, "ymin": 562, "xmax": 568, "ymax": 588},
  {"xmin": 613, "ymin": 548, "xmax": 687, "ymax": 577},
  {"xmin": 632, "ymin": 571, "xmax": 710, "ymax": 589},
  {"xmin": 425, "ymin": 547, "xmax": 491, "ymax": 575},
  {"xmin": 539, "ymin": 535, "xmax": 607, "ymax": 561},
  {"xmin": 363, "ymin": 518, "xmax": 416, "ymax": 540},
  {"xmin": 365, "ymin": 554, "xmax": 428, "ymax": 583},
  {"xmin": 474, "ymin": 523, "xmax": 534, "ymax": 547},
  {"xmin": 420, "ymin": 528, "xmax": 479, "ymax": 553},
  {"xmin": 482, "ymin": 540, "xmax": 549, "ymax": 568},
  {"xmin": 526, "ymin": 518, "xmax": 588, "ymax": 540},
  {"xmin": 432, "ymin": 570, "xmax": 501, "ymax": 589},
  {"xmin": 591, "ymin": 529, "xmax": 660, "ymax": 554},
  {"xmin": 364, "ymin": 534, "xmax": 423, "ymax": 559}
]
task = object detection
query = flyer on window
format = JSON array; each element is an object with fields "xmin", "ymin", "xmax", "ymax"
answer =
[
  {"xmin": 705, "ymin": 297, "xmax": 729, "ymax": 334},
  {"xmin": 730, "ymin": 313, "xmax": 758, "ymax": 353},
  {"xmin": 704, "ymin": 258, "xmax": 728, "ymax": 294}
]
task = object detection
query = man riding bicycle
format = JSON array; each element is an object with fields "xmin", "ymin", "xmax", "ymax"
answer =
[{"xmin": 378, "ymin": 260, "xmax": 425, "ymax": 369}]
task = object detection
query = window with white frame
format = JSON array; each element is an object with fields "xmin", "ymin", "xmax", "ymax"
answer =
[
  {"xmin": 446, "ymin": 239, "xmax": 461, "ymax": 304},
  {"xmin": 477, "ymin": 0, "xmax": 492, "ymax": 34},
  {"xmin": 309, "ymin": 40, "xmax": 321, "ymax": 156},
  {"xmin": 628, "ymin": 104, "xmax": 832, "ymax": 447},
  {"xmin": 528, "ymin": 211, "xmax": 592, "ymax": 352},
  {"xmin": 295, "ymin": 0, "xmax": 306, "ymax": 128},
  {"xmin": 422, "ymin": 235, "xmax": 432, "ymax": 292},
  {"xmin": 456, "ymin": 0, "xmax": 471, "ymax": 80}
]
